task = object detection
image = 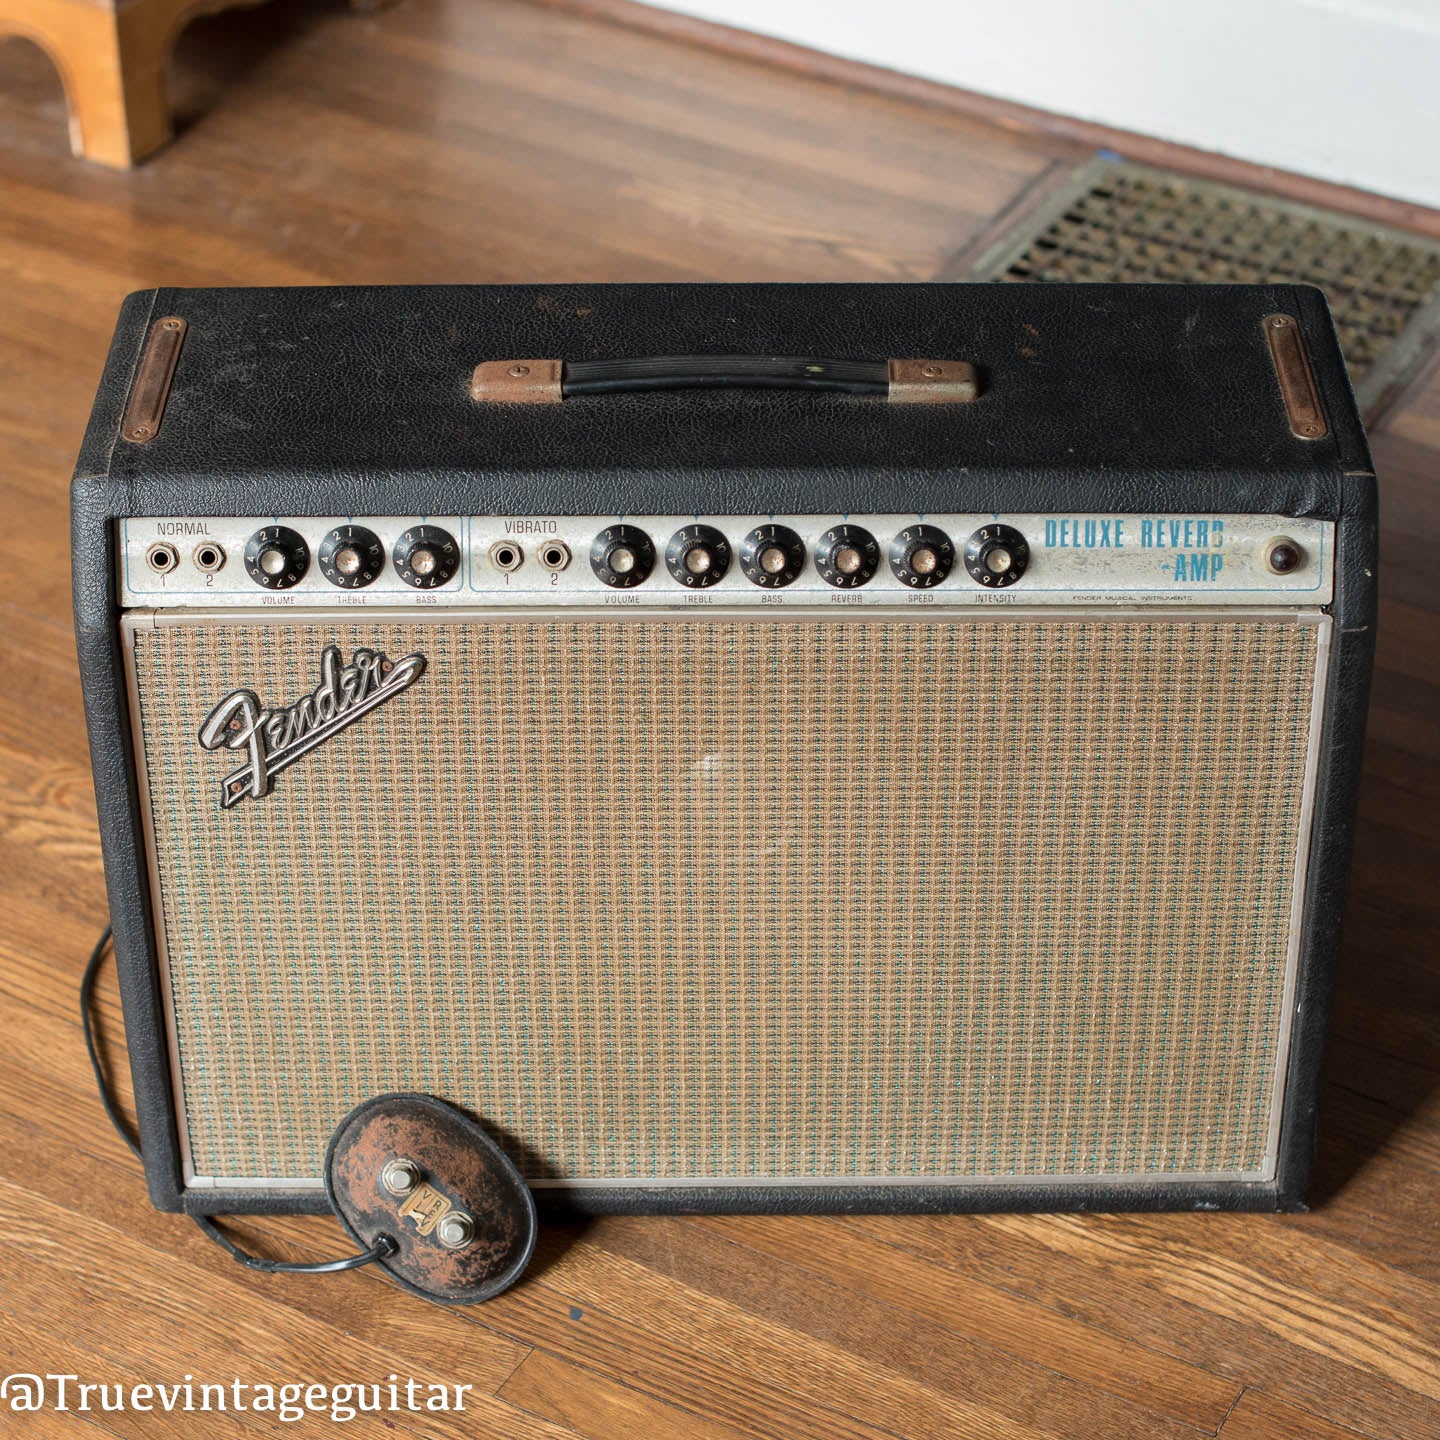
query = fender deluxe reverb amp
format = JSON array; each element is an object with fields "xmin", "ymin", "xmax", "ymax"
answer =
[{"xmin": 71, "ymin": 283, "xmax": 1375, "ymax": 1218}]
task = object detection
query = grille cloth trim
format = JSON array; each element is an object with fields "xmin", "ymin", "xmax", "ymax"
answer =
[{"xmin": 128, "ymin": 617, "xmax": 1319, "ymax": 1185}]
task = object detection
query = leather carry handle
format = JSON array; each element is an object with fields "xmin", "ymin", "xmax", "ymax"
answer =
[{"xmin": 470, "ymin": 355, "xmax": 978, "ymax": 404}]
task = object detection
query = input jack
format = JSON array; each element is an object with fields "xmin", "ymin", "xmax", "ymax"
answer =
[
  {"xmin": 489, "ymin": 541, "xmax": 524, "ymax": 573},
  {"xmin": 537, "ymin": 540, "xmax": 572, "ymax": 572},
  {"xmin": 193, "ymin": 542, "xmax": 226, "ymax": 573},
  {"xmin": 146, "ymin": 542, "xmax": 179, "ymax": 575}
]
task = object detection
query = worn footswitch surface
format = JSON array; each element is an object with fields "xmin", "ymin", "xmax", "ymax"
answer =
[{"xmin": 326, "ymin": 1094, "xmax": 536, "ymax": 1304}]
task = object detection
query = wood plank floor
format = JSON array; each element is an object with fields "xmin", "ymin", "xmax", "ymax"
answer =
[{"xmin": 1, "ymin": 2, "xmax": 1436, "ymax": 1435}]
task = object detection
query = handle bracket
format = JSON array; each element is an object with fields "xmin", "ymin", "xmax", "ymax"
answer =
[{"xmin": 886, "ymin": 358, "xmax": 979, "ymax": 404}]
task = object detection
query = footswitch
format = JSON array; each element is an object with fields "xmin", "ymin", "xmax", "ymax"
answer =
[{"xmin": 326, "ymin": 1094, "xmax": 536, "ymax": 1304}]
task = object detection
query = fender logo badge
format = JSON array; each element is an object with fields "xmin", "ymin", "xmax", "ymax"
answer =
[{"xmin": 199, "ymin": 644, "xmax": 426, "ymax": 808}]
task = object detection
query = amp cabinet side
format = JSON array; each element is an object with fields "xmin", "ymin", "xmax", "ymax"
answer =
[
  {"xmin": 73, "ymin": 290, "xmax": 266, "ymax": 1214},
  {"xmin": 1272, "ymin": 477, "xmax": 1379, "ymax": 1207}
]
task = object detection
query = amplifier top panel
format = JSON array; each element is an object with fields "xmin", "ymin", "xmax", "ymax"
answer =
[{"xmin": 73, "ymin": 284, "xmax": 1371, "ymax": 531}]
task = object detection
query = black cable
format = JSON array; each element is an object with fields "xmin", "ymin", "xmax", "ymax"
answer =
[
  {"xmin": 81, "ymin": 924, "xmax": 141, "ymax": 1159},
  {"xmin": 82, "ymin": 923, "xmax": 395, "ymax": 1276},
  {"xmin": 193, "ymin": 1214, "xmax": 392, "ymax": 1274}
]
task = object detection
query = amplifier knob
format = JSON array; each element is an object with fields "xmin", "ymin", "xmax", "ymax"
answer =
[
  {"xmin": 888, "ymin": 524, "xmax": 954, "ymax": 588},
  {"xmin": 666, "ymin": 524, "xmax": 731, "ymax": 587},
  {"xmin": 739, "ymin": 524, "xmax": 806, "ymax": 588},
  {"xmin": 963, "ymin": 524, "xmax": 1030, "ymax": 588},
  {"xmin": 244, "ymin": 525, "xmax": 309, "ymax": 590},
  {"xmin": 590, "ymin": 524, "xmax": 656, "ymax": 587},
  {"xmin": 816, "ymin": 524, "xmax": 880, "ymax": 588},
  {"xmin": 393, "ymin": 525, "xmax": 460, "ymax": 589},
  {"xmin": 318, "ymin": 525, "xmax": 385, "ymax": 589}
]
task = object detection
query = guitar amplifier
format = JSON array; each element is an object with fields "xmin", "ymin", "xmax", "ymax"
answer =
[{"xmin": 72, "ymin": 283, "xmax": 1375, "ymax": 1217}]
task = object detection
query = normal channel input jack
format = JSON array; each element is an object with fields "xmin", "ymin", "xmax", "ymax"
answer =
[
  {"xmin": 146, "ymin": 543, "xmax": 180, "ymax": 575},
  {"xmin": 193, "ymin": 542, "xmax": 226, "ymax": 573}
]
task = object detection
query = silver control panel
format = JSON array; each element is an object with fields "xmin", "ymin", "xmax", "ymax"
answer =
[{"xmin": 118, "ymin": 513, "xmax": 1334, "ymax": 609}]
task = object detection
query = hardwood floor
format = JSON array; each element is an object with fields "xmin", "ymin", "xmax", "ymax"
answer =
[{"xmin": 0, "ymin": 2, "xmax": 1436, "ymax": 1436}]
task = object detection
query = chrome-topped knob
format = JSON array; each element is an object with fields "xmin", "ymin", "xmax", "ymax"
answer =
[
  {"xmin": 816, "ymin": 524, "xmax": 880, "ymax": 588},
  {"xmin": 393, "ymin": 525, "xmax": 460, "ymax": 589},
  {"xmin": 243, "ymin": 525, "xmax": 309, "ymax": 590},
  {"xmin": 963, "ymin": 525, "xmax": 1030, "ymax": 588},
  {"xmin": 590, "ymin": 524, "xmax": 656, "ymax": 587},
  {"xmin": 739, "ymin": 524, "xmax": 805, "ymax": 588},
  {"xmin": 665, "ymin": 524, "xmax": 731, "ymax": 588},
  {"xmin": 319, "ymin": 525, "xmax": 385, "ymax": 589},
  {"xmin": 887, "ymin": 524, "xmax": 954, "ymax": 588}
]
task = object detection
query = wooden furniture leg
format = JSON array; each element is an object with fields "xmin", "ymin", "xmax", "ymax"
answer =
[{"xmin": 0, "ymin": 0, "xmax": 386, "ymax": 168}]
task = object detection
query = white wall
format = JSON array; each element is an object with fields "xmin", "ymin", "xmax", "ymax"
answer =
[{"xmin": 650, "ymin": 0, "xmax": 1440, "ymax": 210}]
